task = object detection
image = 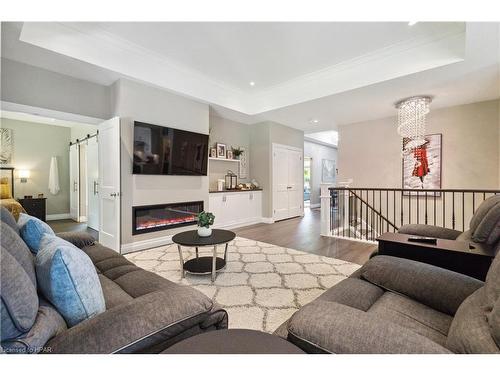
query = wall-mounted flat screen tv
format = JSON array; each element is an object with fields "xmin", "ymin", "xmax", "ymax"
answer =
[{"xmin": 133, "ymin": 121, "xmax": 209, "ymax": 176}]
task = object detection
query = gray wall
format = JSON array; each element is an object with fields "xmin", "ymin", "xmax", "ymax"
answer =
[
  {"xmin": 304, "ymin": 141, "xmax": 338, "ymax": 206},
  {"xmin": 1, "ymin": 58, "xmax": 111, "ymax": 119},
  {"xmin": 337, "ymin": 99, "xmax": 500, "ymax": 189},
  {"xmin": 110, "ymin": 79, "xmax": 210, "ymax": 248},
  {"xmin": 208, "ymin": 115, "xmax": 251, "ymax": 189},
  {"xmin": 0, "ymin": 118, "xmax": 70, "ymax": 215},
  {"xmin": 250, "ymin": 121, "xmax": 304, "ymax": 218}
]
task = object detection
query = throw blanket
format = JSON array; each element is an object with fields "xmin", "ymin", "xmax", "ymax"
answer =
[
  {"xmin": 48, "ymin": 156, "xmax": 60, "ymax": 195},
  {"xmin": 0, "ymin": 198, "xmax": 25, "ymax": 220}
]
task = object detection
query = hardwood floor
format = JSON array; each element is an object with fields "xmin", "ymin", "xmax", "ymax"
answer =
[
  {"xmin": 48, "ymin": 219, "xmax": 99, "ymax": 240},
  {"xmin": 234, "ymin": 208, "xmax": 377, "ymax": 265}
]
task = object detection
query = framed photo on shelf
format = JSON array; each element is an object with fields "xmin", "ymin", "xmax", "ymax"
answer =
[
  {"xmin": 216, "ymin": 143, "xmax": 227, "ymax": 158},
  {"xmin": 227, "ymin": 150, "xmax": 233, "ymax": 159},
  {"xmin": 210, "ymin": 148, "xmax": 217, "ymax": 158}
]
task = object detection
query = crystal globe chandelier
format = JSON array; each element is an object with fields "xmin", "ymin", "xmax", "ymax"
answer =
[{"xmin": 396, "ymin": 96, "xmax": 432, "ymax": 154}]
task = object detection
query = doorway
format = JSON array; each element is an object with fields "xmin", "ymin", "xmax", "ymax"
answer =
[{"xmin": 304, "ymin": 156, "xmax": 312, "ymax": 208}]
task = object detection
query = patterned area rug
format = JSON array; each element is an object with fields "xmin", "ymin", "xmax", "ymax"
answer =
[{"xmin": 125, "ymin": 237, "xmax": 361, "ymax": 333}]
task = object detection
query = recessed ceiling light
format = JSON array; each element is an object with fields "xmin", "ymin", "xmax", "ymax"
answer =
[
  {"xmin": 309, "ymin": 119, "xmax": 319, "ymax": 124},
  {"xmin": 249, "ymin": 81, "xmax": 255, "ymax": 86},
  {"xmin": 408, "ymin": 21, "xmax": 418, "ymax": 26}
]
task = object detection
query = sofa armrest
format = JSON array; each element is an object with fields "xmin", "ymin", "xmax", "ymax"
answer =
[
  {"xmin": 46, "ymin": 290, "xmax": 226, "ymax": 353},
  {"xmin": 361, "ymin": 256, "xmax": 484, "ymax": 315},
  {"xmin": 287, "ymin": 300, "xmax": 451, "ymax": 354},
  {"xmin": 398, "ymin": 224, "xmax": 462, "ymax": 240},
  {"xmin": 56, "ymin": 231, "xmax": 96, "ymax": 249}
]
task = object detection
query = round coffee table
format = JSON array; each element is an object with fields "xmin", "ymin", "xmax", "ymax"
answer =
[
  {"xmin": 172, "ymin": 229, "xmax": 236, "ymax": 282},
  {"xmin": 162, "ymin": 329, "xmax": 305, "ymax": 354}
]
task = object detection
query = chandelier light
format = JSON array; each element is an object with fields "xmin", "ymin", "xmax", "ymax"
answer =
[{"xmin": 396, "ymin": 96, "xmax": 432, "ymax": 154}]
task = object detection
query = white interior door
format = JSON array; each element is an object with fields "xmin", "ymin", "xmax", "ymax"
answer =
[
  {"xmin": 273, "ymin": 147, "xmax": 290, "ymax": 221},
  {"xmin": 98, "ymin": 117, "xmax": 121, "ymax": 252},
  {"xmin": 273, "ymin": 144, "xmax": 304, "ymax": 221},
  {"xmin": 86, "ymin": 136, "xmax": 99, "ymax": 231},
  {"xmin": 69, "ymin": 144, "xmax": 79, "ymax": 221},
  {"xmin": 288, "ymin": 150, "xmax": 303, "ymax": 217}
]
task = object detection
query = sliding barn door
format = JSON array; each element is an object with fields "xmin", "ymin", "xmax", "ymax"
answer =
[
  {"xmin": 98, "ymin": 117, "xmax": 121, "ymax": 252},
  {"xmin": 69, "ymin": 144, "xmax": 79, "ymax": 221},
  {"xmin": 86, "ymin": 136, "xmax": 99, "ymax": 231}
]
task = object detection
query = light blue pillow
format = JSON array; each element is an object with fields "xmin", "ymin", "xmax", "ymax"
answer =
[
  {"xmin": 17, "ymin": 213, "xmax": 55, "ymax": 254},
  {"xmin": 35, "ymin": 234, "xmax": 105, "ymax": 327}
]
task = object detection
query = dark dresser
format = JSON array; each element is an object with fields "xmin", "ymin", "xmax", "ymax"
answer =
[{"xmin": 18, "ymin": 197, "xmax": 47, "ymax": 222}]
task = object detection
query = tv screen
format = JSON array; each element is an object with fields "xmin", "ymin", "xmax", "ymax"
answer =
[{"xmin": 133, "ymin": 121, "xmax": 209, "ymax": 176}]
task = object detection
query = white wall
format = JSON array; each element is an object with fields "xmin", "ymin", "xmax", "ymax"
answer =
[
  {"xmin": 110, "ymin": 79, "xmax": 209, "ymax": 249},
  {"xmin": 304, "ymin": 141, "xmax": 338, "ymax": 206},
  {"xmin": 338, "ymin": 99, "xmax": 500, "ymax": 189}
]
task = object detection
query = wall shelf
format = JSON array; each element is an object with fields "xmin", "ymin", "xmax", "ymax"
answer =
[{"xmin": 209, "ymin": 157, "xmax": 240, "ymax": 163}]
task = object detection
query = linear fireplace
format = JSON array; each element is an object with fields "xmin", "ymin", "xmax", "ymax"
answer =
[{"xmin": 132, "ymin": 201, "xmax": 204, "ymax": 235}]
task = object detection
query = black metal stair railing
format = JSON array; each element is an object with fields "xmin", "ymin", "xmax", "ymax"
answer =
[{"xmin": 329, "ymin": 187, "xmax": 500, "ymax": 242}]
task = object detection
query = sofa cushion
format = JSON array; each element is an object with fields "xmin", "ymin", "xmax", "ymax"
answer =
[
  {"xmin": 17, "ymin": 213, "xmax": 55, "ymax": 254},
  {"xmin": 484, "ymin": 252, "xmax": 500, "ymax": 309},
  {"xmin": 1, "ymin": 206, "xmax": 19, "ymax": 234},
  {"xmin": 318, "ymin": 278, "xmax": 384, "ymax": 312},
  {"xmin": 469, "ymin": 195, "xmax": 500, "ymax": 235},
  {"xmin": 489, "ymin": 297, "xmax": 500, "ymax": 347},
  {"xmin": 35, "ymin": 235, "xmax": 105, "ymax": 327},
  {"xmin": 1, "ymin": 298, "xmax": 67, "ymax": 354},
  {"xmin": 287, "ymin": 299, "xmax": 450, "ymax": 353},
  {"xmin": 368, "ymin": 292, "xmax": 453, "ymax": 346},
  {"xmin": 1, "ymin": 222, "xmax": 36, "ymax": 286},
  {"xmin": 472, "ymin": 202, "xmax": 500, "ymax": 244},
  {"xmin": 398, "ymin": 224, "xmax": 461, "ymax": 240},
  {"xmin": 446, "ymin": 288, "xmax": 499, "ymax": 353},
  {"xmin": 56, "ymin": 231, "xmax": 96, "ymax": 249},
  {"xmin": 1, "ymin": 247, "xmax": 39, "ymax": 341}
]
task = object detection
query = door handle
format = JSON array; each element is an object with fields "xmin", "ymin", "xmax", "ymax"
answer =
[
  {"xmin": 93, "ymin": 181, "xmax": 99, "ymax": 195},
  {"xmin": 73, "ymin": 181, "xmax": 78, "ymax": 192},
  {"xmin": 287, "ymin": 186, "xmax": 292, "ymax": 189}
]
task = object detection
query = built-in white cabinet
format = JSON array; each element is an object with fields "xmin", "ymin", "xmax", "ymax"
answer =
[
  {"xmin": 209, "ymin": 191, "xmax": 262, "ymax": 228},
  {"xmin": 272, "ymin": 144, "xmax": 303, "ymax": 221}
]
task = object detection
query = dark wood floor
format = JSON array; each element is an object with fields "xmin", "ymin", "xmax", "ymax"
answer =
[
  {"xmin": 234, "ymin": 208, "xmax": 377, "ymax": 265},
  {"xmin": 48, "ymin": 219, "xmax": 99, "ymax": 240}
]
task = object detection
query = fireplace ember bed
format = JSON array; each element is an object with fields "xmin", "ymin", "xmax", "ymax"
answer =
[{"xmin": 132, "ymin": 201, "xmax": 204, "ymax": 235}]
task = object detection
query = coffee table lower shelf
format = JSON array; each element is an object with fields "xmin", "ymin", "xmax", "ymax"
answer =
[{"xmin": 183, "ymin": 256, "xmax": 226, "ymax": 274}]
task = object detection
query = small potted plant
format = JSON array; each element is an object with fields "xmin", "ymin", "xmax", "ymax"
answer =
[
  {"xmin": 231, "ymin": 147, "xmax": 244, "ymax": 160},
  {"xmin": 197, "ymin": 211, "xmax": 215, "ymax": 237}
]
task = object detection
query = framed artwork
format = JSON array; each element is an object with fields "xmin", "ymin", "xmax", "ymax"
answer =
[
  {"xmin": 210, "ymin": 148, "xmax": 217, "ymax": 158},
  {"xmin": 216, "ymin": 143, "xmax": 227, "ymax": 158},
  {"xmin": 322, "ymin": 159, "xmax": 336, "ymax": 183},
  {"xmin": 238, "ymin": 147, "xmax": 248, "ymax": 179},
  {"xmin": 0, "ymin": 128, "xmax": 13, "ymax": 165},
  {"xmin": 0, "ymin": 167, "xmax": 15, "ymax": 198},
  {"xmin": 402, "ymin": 133, "xmax": 442, "ymax": 195},
  {"xmin": 226, "ymin": 150, "xmax": 233, "ymax": 159}
]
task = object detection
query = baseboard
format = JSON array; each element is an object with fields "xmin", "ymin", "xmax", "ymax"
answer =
[
  {"xmin": 121, "ymin": 235, "xmax": 174, "ymax": 254},
  {"xmin": 260, "ymin": 217, "xmax": 275, "ymax": 224},
  {"xmin": 46, "ymin": 213, "xmax": 71, "ymax": 221},
  {"xmin": 309, "ymin": 203, "xmax": 320, "ymax": 208}
]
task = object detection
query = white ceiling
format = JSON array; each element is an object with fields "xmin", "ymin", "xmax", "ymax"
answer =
[{"xmin": 1, "ymin": 22, "xmax": 499, "ymax": 132}]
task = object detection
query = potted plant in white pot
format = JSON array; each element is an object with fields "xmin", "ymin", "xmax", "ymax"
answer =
[{"xmin": 197, "ymin": 211, "xmax": 215, "ymax": 237}]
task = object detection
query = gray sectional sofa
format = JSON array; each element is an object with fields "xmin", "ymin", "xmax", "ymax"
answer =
[
  {"xmin": 275, "ymin": 251, "xmax": 500, "ymax": 353},
  {"xmin": 1, "ymin": 207, "xmax": 228, "ymax": 354}
]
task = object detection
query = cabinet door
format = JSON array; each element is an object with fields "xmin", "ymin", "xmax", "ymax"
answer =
[
  {"xmin": 225, "ymin": 193, "xmax": 245, "ymax": 224},
  {"xmin": 209, "ymin": 195, "xmax": 224, "ymax": 227},
  {"xmin": 249, "ymin": 192, "xmax": 262, "ymax": 219}
]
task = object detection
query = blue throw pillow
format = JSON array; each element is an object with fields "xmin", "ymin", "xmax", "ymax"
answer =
[
  {"xmin": 17, "ymin": 213, "xmax": 55, "ymax": 254},
  {"xmin": 35, "ymin": 234, "xmax": 105, "ymax": 327}
]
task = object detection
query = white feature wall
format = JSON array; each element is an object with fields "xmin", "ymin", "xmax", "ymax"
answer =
[{"xmin": 111, "ymin": 79, "xmax": 210, "ymax": 252}]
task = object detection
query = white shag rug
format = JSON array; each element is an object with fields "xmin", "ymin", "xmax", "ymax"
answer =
[{"xmin": 125, "ymin": 237, "xmax": 361, "ymax": 333}]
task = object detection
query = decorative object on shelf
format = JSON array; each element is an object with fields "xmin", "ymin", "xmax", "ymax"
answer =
[
  {"xmin": 210, "ymin": 148, "xmax": 217, "ymax": 158},
  {"xmin": 396, "ymin": 96, "xmax": 432, "ymax": 155},
  {"xmin": 216, "ymin": 143, "xmax": 227, "ymax": 158},
  {"xmin": 251, "ymin": 179, "xmax": 260, "ymax": 188},
  {"xmin": 197, "ymin": 211, "xmax": 215, "ymax": 237},
  {"xmin": 19, "ymin": 169, "xmax": 30, "ymax": 183},
  {"xmin": 231, "ymin": 147, "xmax": 244, "ymax": 160},
  {"xmin": 402, "ymin": 133, "xmax": 442, "ymax": 195},
  {"xmin": 0, "ymin": 128, "xmax": 13, "ymax": 165},
  {"xmin": 24, "ymin": 195, "xmax": 33, "ymax": 199},
  {"xmin": 37, "ymin": 193, "xmax": 44, "ymax": 198},
  {"xmin": 226, "ymin": 150, "xmax": 233, "ymax": 159},
  {"xmin": 225, "ymin": 170, "xmax": 238, "ymax": 190},
  {"xmin": 217, "ymin": 179, "xmax": 225, "ymax": 191},
  {"xmin": 238, "ymin": 147, "xmax": 248, "ymax": 178},
  {"xmin": 321, "ymin": 159, "xmax": 335, "ymax": 183}
]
